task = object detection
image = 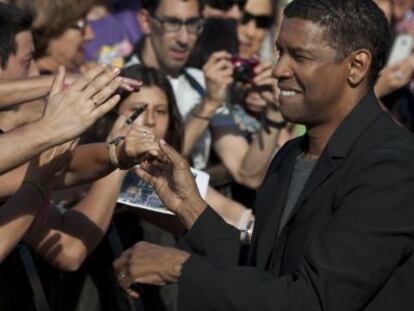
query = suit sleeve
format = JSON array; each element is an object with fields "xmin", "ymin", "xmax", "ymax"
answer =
[
  {"xmin": 177, "ymin": 206, "xmax": 241, "ymax": 266},
  {"xmin": 177, "ymin": 146, "xmax": 414, "ymax": 311}
]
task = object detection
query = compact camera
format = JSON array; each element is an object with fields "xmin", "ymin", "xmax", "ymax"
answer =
[{"xmin": 230, "ymin": 55, "xmax": 259, "ymax": 83}]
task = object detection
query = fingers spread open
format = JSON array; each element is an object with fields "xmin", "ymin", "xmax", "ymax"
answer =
[
  {"xmin": 70, "ymin": 64, "xmax": 107, "ymax": 92},
  {"xmin": 82, "ymin": 67, "xmax": 121, "ymax": 100},
  {"xmin": 92, "ymin": 94, "xmax": 121, "ymax": 119}
]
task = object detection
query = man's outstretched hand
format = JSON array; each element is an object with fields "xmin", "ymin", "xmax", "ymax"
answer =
[
  {"xmin": 114, "ymin": 242, "xmax": 190, "ymax": 299},
  {"xmin": 136, "ymin": 140, "xmax": 207, "ymax": 229}
]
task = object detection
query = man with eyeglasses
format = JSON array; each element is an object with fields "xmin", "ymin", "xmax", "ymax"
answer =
[{"xmin": 126, "ymin": 0, "xmax": 236, "ymax": 171}]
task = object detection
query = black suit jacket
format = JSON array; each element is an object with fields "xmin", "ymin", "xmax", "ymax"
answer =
[{"xmin": 177, "ymin": 90, "xmax": 414, "ymax": 311}]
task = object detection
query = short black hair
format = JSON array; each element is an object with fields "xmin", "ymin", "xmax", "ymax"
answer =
[
  {"xmin": 284, "ymin": 0, "xmax": 391, "ymax": 85},
  {"xmin": 141, "ymin": 0, "xmax": 204, "ymax": 15},
  {"xmin": 0, "ymin": 2, "xmax": 33, "ymax": 69}
]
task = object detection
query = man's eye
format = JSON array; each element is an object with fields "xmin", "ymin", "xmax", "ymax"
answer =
[{"xmin": 292, "ymin": 53, "xmax": 307, "ymax": 62}]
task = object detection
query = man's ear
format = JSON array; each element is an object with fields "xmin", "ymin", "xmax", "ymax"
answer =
[
  {"xmin": 137, "ymin": 9, "xmax": 152, "ymax": 35},
  {"xmin": 347, "ymin": 49, "xmax": 372, "ymax": 86}
]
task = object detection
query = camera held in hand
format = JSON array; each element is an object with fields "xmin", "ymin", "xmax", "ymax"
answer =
[{"xmin": 231, "ymin": 55, "xmax": 259, "ymax": 83}]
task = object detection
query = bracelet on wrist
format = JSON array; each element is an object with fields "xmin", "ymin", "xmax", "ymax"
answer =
[
  {"xmin": 240, "ymin": 219, "xmax": 255, "ymax": 245},
  {"xmin": 238, "ymin": 209, "xmax": 254, "ymax": 244},
  {"xmin": 107, "ymin": 136, "xmax": 129, "ymax": 169},
  {"xmin": 263, "ymin": 117, "xmax": 287, "ymax": 133},
  {"xmin": 192, "ymin": 111, "xmax": 212, "ymax": 121}
]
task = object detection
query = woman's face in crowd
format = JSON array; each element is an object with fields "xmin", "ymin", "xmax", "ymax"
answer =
[
  {"xmin": 118, "ymin": 86, "xmax": 170, "ymax": 140},
  {"xmin": 393, "ymin": 0, "xmax": 414, "ymax": 22},
  {"xmin": 237, "ymin": 0, "xmax": 273, "ymax": 59},
  {"xmin": 47, "ymin": 18, "xmax": 94, "ymax": 71}
]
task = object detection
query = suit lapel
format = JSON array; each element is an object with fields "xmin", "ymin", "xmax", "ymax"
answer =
[
  {"xmin": 277, "ymin": 153, "xmax": 340, "ymax": 240},
  {"xmin": 260, "ymin": 90, "xmax": 384, "ymax": 271},
  {"xmin": 255, "ymin": 140, "xmax": 303, "ymax": 269}
]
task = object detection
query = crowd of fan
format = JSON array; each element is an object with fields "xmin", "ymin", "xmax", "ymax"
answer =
[{"xmin": 0, "ymin": 0, "xmax": 412, "ymax": 310}]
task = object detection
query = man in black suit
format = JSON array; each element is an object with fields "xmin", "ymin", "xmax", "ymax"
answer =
[{"xmin": 114, "ymin": 0, "xmax": 414, "ymax": 310}]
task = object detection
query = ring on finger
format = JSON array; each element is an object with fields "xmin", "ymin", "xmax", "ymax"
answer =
[{"xmin": 91, "ymin": 97, "xmax": 99, "ymax": 108}]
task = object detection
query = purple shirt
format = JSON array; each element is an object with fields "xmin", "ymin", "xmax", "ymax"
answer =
[{"xmin": 83, "ymin": 10, "xmax": 142, "ymax": 67}]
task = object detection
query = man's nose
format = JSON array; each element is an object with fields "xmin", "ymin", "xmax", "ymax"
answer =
[
  {"xmin": 273, "ymin": 53, "xmax": 292, "ymax": 80},
  {"xmin": 176, "ymin": 24, "xmax": 190, "ymax": 45}
]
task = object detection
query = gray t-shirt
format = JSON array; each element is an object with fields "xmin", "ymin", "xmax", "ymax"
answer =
[{"xmin": 278, "ymin": 155, "xmax": 317, "ymax": 236}]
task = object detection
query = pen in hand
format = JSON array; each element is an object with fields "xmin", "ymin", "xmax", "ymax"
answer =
[{"xmin": 126, "ymin": 103, "xmax": 148, "ymax": 125}]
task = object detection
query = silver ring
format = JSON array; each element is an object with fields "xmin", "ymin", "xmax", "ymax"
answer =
[
  {"xmin": 118, "ymin": 272, "xmax": 126, "ymax": 280},
  {"xmin": 394, "ymin": 70, "xmax": 403, "ymax": 80}
]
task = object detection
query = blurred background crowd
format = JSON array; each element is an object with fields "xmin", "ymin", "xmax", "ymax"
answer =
[{"xmin": 0, "ymin": 0, "xmax": 413, "ymax": 310}]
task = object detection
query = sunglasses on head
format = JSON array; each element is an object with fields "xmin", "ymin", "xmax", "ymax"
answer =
[
  {"xmin": 207, "ymin": 0, "xmax": 247, "ymax": 11},
  {"xmin": 241, "ymin": 12, "xmax": 273, "ymax": 29},
  {"xmin": 69, "ymin": 19, "xmax": 88, "ymax": 34}
]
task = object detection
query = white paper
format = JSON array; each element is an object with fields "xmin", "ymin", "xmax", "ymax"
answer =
[{"xmin": 117, "ymin": 168, "xmax": 210, "ymax": 215}]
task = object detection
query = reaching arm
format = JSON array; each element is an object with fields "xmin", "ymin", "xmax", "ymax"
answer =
[
  {"xmin": 24, "ymin": 169, "xmax": 126, "ymax": 271},
  {"xmin": 0, "ymin": 180, "xmax": 48, "ymax": 262},
  {"xmin": 0, "ymin": 64, "xmax": 130, "ymax": 174},
  {"xmin": 213, "ymin": 108, "xmax": 283, "ymax": 189},
  {"xmin": 182, "ymin": 98, "xmax": 222, "ymax": 157},
  {"xmin": 0, "ymin": 72, "xmax": 140, "ymax": 109},
  {"xmin": 53, "ymin": 143, "xmax": 114, "ymax": 188},
  {"xmin": 0, "ymin": 76, "xmax": 54, "ymax": 108},
  {"xmin": 181, "ymin": 51, "xmax": 234, "ymax": 157},
  {"xmin": 24, "ymin": 122, "xmax": 164, "ymax": 271},
  {"xmin": 0, "ymin": 140, "xmax": 74, "ymax": 262},
  {"xmin": 213, "ymin": 61, "xmax": 284, "ymax": 189}
]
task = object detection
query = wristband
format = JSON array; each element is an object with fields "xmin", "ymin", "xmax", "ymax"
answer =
[
  {"xmin": 107, "ymin": 136, "xmax": 127, "ymax": 169},
  {"xmin": 266, "ymin": 118, "xmax": 287, "ymax": 129},
  {"xmin": 238, "ymin": 209, "xmax": 254, "ymax": 244},
  {"xmin": 240, "ymin": 219, "xmax": 255, "ymax": 245},
  {"xmin": 263, "ymin": 117, "xmax": 287, "ymax": 134},
  {"xmin": 192, "ymin": 111, "xmax": 212, "ymax": 121}
]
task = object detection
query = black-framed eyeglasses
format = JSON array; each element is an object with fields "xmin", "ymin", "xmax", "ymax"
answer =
[
  {"xmin": 207, "ymin": 0, "xmax": 247, "ymax": 11},
  {"xmin": 241, "ymin": 12, "xmax": 273, "ymax": 29},
  {"xmin": 150, "ymin": 15, "xmax": 204, "ymax": 34},
  {"xmin": 69, "ymin": 18, "xmax": 88, "ymax": 34}
]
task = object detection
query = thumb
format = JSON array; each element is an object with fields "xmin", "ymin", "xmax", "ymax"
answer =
[
  {"xmin": 50, "ymin": 65, "xmax": 66, "ymax": 95},
  {"xmin": 159, "ymin": 140, "xmax": 186, "ymax": 167},
  {"xmin": 113, "ymin": 114, "xmax": 128, "ymax": 132}
]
